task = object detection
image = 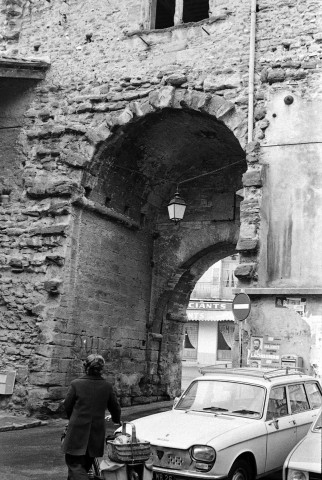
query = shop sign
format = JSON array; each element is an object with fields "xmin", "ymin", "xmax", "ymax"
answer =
[{"xmin": 187, "ymin": 301, "xmax": 232, "ymax": 310}]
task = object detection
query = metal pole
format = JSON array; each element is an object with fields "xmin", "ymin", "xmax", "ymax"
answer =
[
  {"xmin": 239, "ymin": 322, "xmax": 243, "ymax": 367},
  {"xmin": 248, "ymin": 0, "xmax": 257, "ymax": 143}
]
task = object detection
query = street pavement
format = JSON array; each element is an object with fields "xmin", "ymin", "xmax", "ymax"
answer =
[
  {"xmin": 0, "ymin": 401, "xmax": 173, "ymax": 480},
  {"xmin": 0, "ymin": 398, "xmax": 282, "ymax": 480},
  {"xmin": 0, "ymin": 370, "xmax": 283, "ymax": 480}
]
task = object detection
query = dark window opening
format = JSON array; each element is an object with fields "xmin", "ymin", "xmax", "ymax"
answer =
[
  {"xmin": 84, "ymin": 187, "xmax": 92, "ymax": 198},
  {"xmin": 155, "ymin": 0, "xmax": 175, "ymax": 29},
  {"xmin": 124, "ymin": 205, "xmax": 130, "ymax": 215},
  {"xmin": 105, "ymin": 196, "xmax": 111, "ymax": 207},
  {"xmin": 183, "ymin": 0, "xmax": 209, "ymax": 23}
]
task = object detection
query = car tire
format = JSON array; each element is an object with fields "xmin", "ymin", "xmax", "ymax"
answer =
[{"xmin": 227, "ymin": 458, "xmax": 254, "ymax": 480}]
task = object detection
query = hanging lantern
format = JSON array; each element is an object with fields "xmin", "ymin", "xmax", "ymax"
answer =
[{"xmin": 167, "ymin": 189, "xmax": 187, "ymax": 224}]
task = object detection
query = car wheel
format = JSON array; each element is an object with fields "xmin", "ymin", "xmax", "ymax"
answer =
[{"xmin": 228, "ymin": 458, "xmax": 253, "ymax": 480}]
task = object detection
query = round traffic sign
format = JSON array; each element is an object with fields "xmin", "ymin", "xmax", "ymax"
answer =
[{"xmin": 232, "ymin": 293, "xmax": 251, "ymax": 321}]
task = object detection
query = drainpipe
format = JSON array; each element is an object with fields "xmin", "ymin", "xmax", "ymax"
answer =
[{"xmin": 248, "ymin": 0, "xmax": 257, "ymax": 143}]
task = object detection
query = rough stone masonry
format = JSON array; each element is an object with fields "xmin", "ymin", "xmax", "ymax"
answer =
[{"xmin": 0, "ymin": 0, "xmax": 321, "ymax": 415}]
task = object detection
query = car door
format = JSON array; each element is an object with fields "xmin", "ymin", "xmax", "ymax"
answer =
[
  {"xmin": 304, "ymin": 381, "xmax": 322, "ymax": 411},
  {"xmin": 287, "ymin": 383, "xmax": 316, "ymax": 441},
  {"xmin": 265, "ymin": 385, "xmax": 297, "ymax": 473}
]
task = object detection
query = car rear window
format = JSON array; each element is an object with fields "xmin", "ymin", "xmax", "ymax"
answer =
[
  {"xmin": 305, "ymin": 382, "xmax": 322, "ymax": 409},
  {"xmin": 176, "ymin": 380, "xmax": 265, "ymax": 418},
  {"xmin": 312, "ymin": 409, "xmax": 321, "ymax": 431},
  {"xmin": 288, "ymin": 384, "xmax": 310, "ymax": 413}
]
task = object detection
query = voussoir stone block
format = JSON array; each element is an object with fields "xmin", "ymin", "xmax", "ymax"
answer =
[
  {"xmin": 242, "ymin": 169, "xmax": 262, "ymax": 187},
  {"xmin": 234, "ymin": 263, "xmax": 256, "ymax": 279},
  {"xmin": 236, "ymin": 238, "xmax": 258, "ymax": 251},
  {"xmin": 61, "ymin": 151, "xmax": 89, "ymax": 168},
  {"xmin": 117, "ymin": 107, "xmax": 134, "ymax": 125},
  {"xmin": 165, "ymin": 73, "xmax": 187, "ymax": 86},
  {"xmin": 150, "ymin": 86, "xmax": 175, "ymax": 109}
]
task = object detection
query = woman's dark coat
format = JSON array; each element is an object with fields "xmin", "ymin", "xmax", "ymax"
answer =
[{"xmin": 62, "ymin": 374, "xmax": 121, "ymax": 457}]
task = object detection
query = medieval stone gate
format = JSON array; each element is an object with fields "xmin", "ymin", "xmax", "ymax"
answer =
[{"xmin": 0, "ymin": 0, "xmax": 321, "ymax": 414}]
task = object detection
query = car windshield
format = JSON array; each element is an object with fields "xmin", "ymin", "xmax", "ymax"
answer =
[
  {"xmin": 176, "ymin": 379, "xmax": 265, "ymax": 418},
  {"xmin": 312, "ymin": 410, "xmax": 322, "ymax": 431}
]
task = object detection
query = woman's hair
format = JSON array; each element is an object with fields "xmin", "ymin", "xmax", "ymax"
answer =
[{"xmin": 84, "ymin": 354, "xmax": 105, "ymax": 376}]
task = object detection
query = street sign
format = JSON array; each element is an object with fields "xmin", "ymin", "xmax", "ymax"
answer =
[{"xmin": 232, "ymin": 293, "xmax": 251, "ymax": 321}]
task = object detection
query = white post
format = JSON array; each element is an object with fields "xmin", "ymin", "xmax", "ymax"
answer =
[{"xmin": 174, "ymin": 0, "xmax": 183, "ymax": 25}]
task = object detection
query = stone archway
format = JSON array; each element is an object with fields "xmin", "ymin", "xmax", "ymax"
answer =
[
  {"xmin": 72, "ymin": 103, "xmax": 247, "ymax": 403},
  {"xmin": 150, "ymin": 242, "xmax": 238, "ymax": 397},
  {"xmin": 10, "ymin": 82, "xmax": 253, "ymax": 413}
]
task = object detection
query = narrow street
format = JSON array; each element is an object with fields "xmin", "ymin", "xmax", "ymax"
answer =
[
  {"xmin": 0, "ymin": 404, "xmax": 169, "ymax": 480},
  {"xmin": 0, "ymin": 402, "xmax": 283, "ymax": 480}
]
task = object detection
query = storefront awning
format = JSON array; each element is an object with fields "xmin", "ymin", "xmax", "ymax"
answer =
[{"xmin": 187, "ymin": 310, "xmax": 235, "ymax": 321}]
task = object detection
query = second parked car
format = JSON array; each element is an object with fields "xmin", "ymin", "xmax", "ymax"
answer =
[{"xmin": 283, "ymin": 407, "xmax": 322, "ymax": 480}]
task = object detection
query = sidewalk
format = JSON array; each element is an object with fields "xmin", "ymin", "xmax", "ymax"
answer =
[{"xmin": 0, "ymin": 400, "xmax": 173, "ymax": 433}]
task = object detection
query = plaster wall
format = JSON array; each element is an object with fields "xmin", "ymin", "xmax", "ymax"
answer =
[
  {"xmin": 238, "ymin": 296, "xmax": 322, "ymax": 376},
  {"xmin": 258, "ymin": 93, "xmax": 322, "ymax": 288}
]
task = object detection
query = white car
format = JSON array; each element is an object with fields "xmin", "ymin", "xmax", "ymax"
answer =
[
  {"xmin": 283, "ymin": 407, "xmax": 321, "ymax": 480},
  {"xmin": 125, "ymin": 368, "xmax": 322, "ymax": 480}
]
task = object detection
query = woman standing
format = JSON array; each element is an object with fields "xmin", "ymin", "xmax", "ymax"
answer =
[{"xmin": 62, "ymin": 354, "xmax": 121, "ymax": 479}]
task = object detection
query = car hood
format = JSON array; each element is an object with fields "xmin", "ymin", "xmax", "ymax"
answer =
[
  {"xmin": 129, "ymin": 410, "xmax": 253, "ymax": 449},
  {"xmin": 287, "ymin": 432, "xmax": 322, "ymax": 473}
]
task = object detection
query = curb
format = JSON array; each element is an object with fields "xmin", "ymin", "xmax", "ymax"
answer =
[
  {"xmin": 0, "ymin": 400, "xmax": 173, "ymax": 433},
  {"xmin": 0, "ymin": 419, "xmax": 48, "ymax": 433}
]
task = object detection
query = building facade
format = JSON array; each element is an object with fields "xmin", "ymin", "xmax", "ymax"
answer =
[
  {"xmin": 0, "ymin": 0, "xmax": 321, "ymax": 414},
  {"xmin": 183, "ymin": 256, "xmax": 237, "ymax": 366}
]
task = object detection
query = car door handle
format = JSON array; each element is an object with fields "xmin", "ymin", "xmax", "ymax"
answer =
[
  {"xmin": 268, "ymin": 419, "xmax": 279, "ymax": 429},
  {"xmin": 289, "ymin": 420, "xmax": 296, "ymax": 425}
]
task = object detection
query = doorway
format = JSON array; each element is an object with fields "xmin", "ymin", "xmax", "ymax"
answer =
[{"xmin": 181, "ymin": 255, "xmax": 239, "ymax": 390}]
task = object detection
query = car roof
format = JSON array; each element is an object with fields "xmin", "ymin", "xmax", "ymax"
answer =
[{"xmin": 193, "ymin": 367, "xmax": 316, "ymax": 387}]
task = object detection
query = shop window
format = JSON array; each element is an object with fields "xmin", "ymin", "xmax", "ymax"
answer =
[
  {"xmin": 155, "ymin": 0, "xmax": 175, "ymax": 29},
  {"xmin": 183, "ymin": 322, "xmax": 198, "ymax": 360},
  {"xmin": 183, "ymin": 0, "xmax": 209, "ymax": 23},
  {"xmin": 217, "ymin": 321, "xmax": 234, "ymax": 361}
]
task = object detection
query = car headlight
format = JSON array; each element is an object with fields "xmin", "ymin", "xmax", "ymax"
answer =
[
  {"xmin": 191, "ymin": 445, "xmax": 216, "ymax": 463},
  {"xmin": 287, "ymin": 469, "xmax": 309, "ymax": 480}
]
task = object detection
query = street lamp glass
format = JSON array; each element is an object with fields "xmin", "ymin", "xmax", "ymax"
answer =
[{"xmin": 167, "ymin": 192, "xmax": 187, "ymax": 223}]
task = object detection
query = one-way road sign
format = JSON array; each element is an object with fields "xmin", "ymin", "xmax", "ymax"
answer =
[{"xmin": 232, "ymin": 292, "xmax": 251, "ymax": 321}]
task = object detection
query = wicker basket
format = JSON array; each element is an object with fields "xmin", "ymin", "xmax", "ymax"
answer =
[{"xmin": 107, "ymin": 422, "xmax": 151, "ymax": 464}]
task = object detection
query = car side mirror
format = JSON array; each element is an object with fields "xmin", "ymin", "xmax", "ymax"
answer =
[{"xmin": 173, "ymin": 397, "xmax": 180, "ymax": 408}]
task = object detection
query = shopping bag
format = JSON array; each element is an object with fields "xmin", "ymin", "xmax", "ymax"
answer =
[{"xmin": 100, "ymin": 458, "xmax": 127, "ymax": 480}]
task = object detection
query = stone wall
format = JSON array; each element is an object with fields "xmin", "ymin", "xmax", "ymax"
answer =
[{"xmin": 0, "ymin": 0, "xmax": 321, "ymax": 413}]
